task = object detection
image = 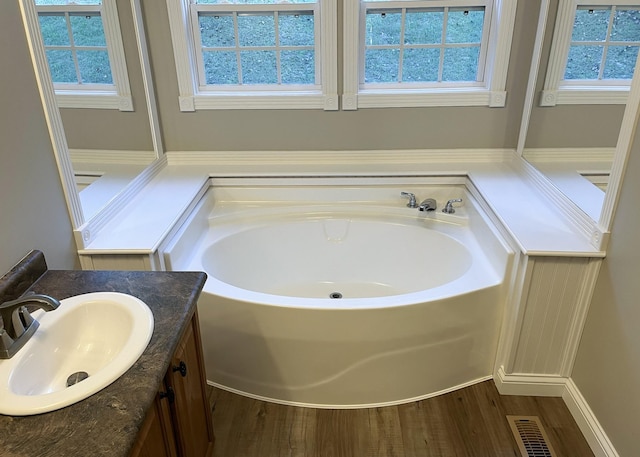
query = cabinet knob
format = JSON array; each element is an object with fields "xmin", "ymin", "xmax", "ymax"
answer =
[
  {"xmin": 172, "ymin": 361, "xmax": 187, "ymax": 377},
  {"xmin": 159, "ymin": 386, "xmax": 175, "ymax": 403}
]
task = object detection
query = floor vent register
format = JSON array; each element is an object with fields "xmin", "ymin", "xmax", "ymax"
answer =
[{"xmin": 507, "ymin": 415, "xmax": 557, "ymax": 457}]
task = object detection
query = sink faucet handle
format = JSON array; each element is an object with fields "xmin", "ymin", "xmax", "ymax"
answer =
[
  {"xmin": 400, "ymin": 192, "xmax": 418, "ymax": 208},
  {"xmin": 0, "ymin": 294, "xmax": 60, "ymax": 340},
  {"xmin": 443, "ymin": 198, "xmax": 463, "ymax": 214}
]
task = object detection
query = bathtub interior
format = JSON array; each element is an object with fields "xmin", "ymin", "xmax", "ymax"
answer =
[{"xmin": 163, "ymin": 180, "xmax": 515, "ymax": 407}]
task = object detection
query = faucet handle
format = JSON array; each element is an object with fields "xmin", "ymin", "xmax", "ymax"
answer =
[
  {"xmin": 443, "ymin": 198, "xmax": 463, "ymax": 214},
  {"xmin": 400, "ymin": 192, "xmax": 418, "ymax": 208}
]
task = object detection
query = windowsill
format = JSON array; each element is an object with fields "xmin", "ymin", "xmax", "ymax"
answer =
[{"xmin": 55, "ymin": 90, "xmax": 133, "ymax": 111}]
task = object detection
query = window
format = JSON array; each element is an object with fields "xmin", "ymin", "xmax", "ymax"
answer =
[
  {"xmin": 29, "ymin": 0, "xmax": 132, "ymax": 110},
  {"xmin": 343, "ymin": 0, "xmax": 517, "ymax": 109},
  {"xmin": 167, "ymin": 0, "xmax": 338, "ymax": 110},
  {"xmin": 541, "ymin": 1, "xmax": 640, "ymax": 106}
]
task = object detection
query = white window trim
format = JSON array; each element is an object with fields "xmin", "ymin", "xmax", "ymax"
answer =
[
  {"xmin": 343, "ymin": 0, "xmax": 517, "ymax": 109},
  {"xmin": 541, "ymin": 0, "xmax": 638, "ymax": 106},
  {"xmin": 24, "ymin": 0, "xmax": 133, "ymax": 111},
  {"xmin": 166, "ymin": 0, "xmax": 338, "ymax": 111}
]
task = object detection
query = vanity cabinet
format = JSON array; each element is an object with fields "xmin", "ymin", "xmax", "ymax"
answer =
[{"xmin": 131, "ymin": 311, "xmax": 214, "ymax": 457}]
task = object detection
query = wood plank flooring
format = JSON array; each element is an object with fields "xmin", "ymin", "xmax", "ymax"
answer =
[{"xmin": 207, "ymin": 381, "xmax": 594, "ymax": 457}]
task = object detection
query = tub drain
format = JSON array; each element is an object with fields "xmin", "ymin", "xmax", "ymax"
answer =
[
  {"xmin": 329, "ymin": 292, "xmax": 343, "ymax": 299},
  {"xmin": 66, "ymin": 371, "xmax": 89, "ymax": 387}
]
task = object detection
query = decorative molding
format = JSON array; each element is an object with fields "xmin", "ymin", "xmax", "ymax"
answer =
[
  {"xmin": 193, "ymin": 93, "xmax": 328, "ymax": 110},
  {"xmin": 102, "ymin": 0, "xmax": 133, "ymax": 111},
  {"xmin": 542, "ymin": 0, "xmax": 575, "ymax": 95},
  {"xmin": 555, "ymin": 88, "xmax": 629, "ymax": 105},
  {"xmin": 488, "ymin": 0, "xmax": 517, "ymax": 93},
  {"xmin": 356, "ymin": 89, "xmax": 497, "ymax": 108},
  {"xmin": 341, "ymin": 94, "xmax": 358, "ymax": 111},
  {"xmin": 75, "ymin": 156, "xmax": 168, "ymax": 249},
  {"xmin": 563, "ymin": 379, "xmax": 621, "ymax": 457},
  {"xmin": 164, "ymin": 149, "xmax": 515, "ymax": 166},
  {"xmin": 494, "ymin": 367, "xmax": 567, "ymax": 397},
  {"xmin": 54, "ymin": 92, "xmax": 132, "ymax": 110},
  {"xmin": 179, "ymin": 95, "xmax": 196, "ymax": 112},
  {"xmin": 516, "ymin": 157, "xmax": 598, "ymax": 243},
  {"xmin": 540, "ymin": 89, "xmax": 557, "ymax": 107},
  {"xmin": 320, "ymin": 0, "xmax": 338, "ymax": 111},
  {"xmin": 489, "ymin": 90, "xmax": 507, "ymax": 107},
  {"xmin": 324, "ymin": 94, "xmax": 339, "ymax": 111}
]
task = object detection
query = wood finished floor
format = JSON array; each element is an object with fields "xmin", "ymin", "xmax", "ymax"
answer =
[{"xmin": 206, "ymin": 381, "xmax": 594, "ymax": 457}]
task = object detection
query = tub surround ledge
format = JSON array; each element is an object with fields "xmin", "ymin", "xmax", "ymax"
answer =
[{"xmin": 0, "ymin": 251, "xmax": 207, "ymax": 457}]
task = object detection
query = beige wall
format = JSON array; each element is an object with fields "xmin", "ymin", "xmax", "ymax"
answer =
[
  {"xmin": 146, "ymin": 0, "xmax": 536, "ymax": 152},
  {"xmin": 58, "ymin": 0, "xmax": 545, "ymax": 153},
  {"xmin": 571, "ymin": 111, "xmax": 640, "ymax": 455},
  {"xmin": 0, "ymin": 0, "xmax": 78, "ymax": 272}
]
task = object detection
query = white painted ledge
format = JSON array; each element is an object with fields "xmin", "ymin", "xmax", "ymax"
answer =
[{"xmin": 75, "ymin": 150, "xmax": 603, "ymax": 257}]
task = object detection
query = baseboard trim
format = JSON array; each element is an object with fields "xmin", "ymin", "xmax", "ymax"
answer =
[
  {"xmin": 494, "ymin": 367, "xmax": 567, "ymax": 397},
  {"xmin": 493, "ymin": 368, "xmax": 619, "ymax": 457},
  {"xmin": 562, "ymin": 379, "xmax": 620, "ymax": 457}
]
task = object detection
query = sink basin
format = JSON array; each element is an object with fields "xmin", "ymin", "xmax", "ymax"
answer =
[{"xmin": 0, "ymin": 292, "xmax": 154, "ymax": 416}]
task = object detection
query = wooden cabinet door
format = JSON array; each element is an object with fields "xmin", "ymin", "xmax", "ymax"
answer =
[
  {"xmin": 168, "ymin": 313, "xmax": 215, "ymax": 457},
  {"xmin": 130, "ymin": 392, "xmax": 178, "ymax": 457}
]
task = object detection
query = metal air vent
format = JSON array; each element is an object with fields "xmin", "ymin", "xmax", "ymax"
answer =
[{"xmin": 507, "ymin": 415, "xmax": 557, "ymax": 457}]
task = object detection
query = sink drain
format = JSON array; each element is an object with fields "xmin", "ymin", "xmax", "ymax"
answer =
[
  {"xmin": 66, "ymin": 371, "xmax": 89, "ymax": 388},
  {"xmin": 329, "ymin": 292, "xmax": 343, "ymax": 299}
]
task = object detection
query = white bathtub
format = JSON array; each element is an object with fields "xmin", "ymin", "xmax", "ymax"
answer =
[{"xmin": 165, "ymin": 183, "xmax": 512, "ymax": 408}]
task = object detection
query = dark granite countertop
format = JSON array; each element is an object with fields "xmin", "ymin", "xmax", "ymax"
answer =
[{"xmin": 0, "ymin": 254, "xmax": 207, "ymax": 457}]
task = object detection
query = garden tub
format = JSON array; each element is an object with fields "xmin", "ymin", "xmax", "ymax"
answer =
[{"xmin": 165, "ymin": 184, "xmax": 512, "ymax": 407}]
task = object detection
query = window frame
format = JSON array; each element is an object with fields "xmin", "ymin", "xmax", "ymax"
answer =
[
  {"xmin": 541, "ymin": 0, "xmax": 640, "ymax": 106},
  {"xmin": 166, "ymin": 0, "xmax": 338, "ymax": 111},
  {"xmin": 27, "ymin": 0, "xmax": 133, "ymax": 111},
  {"xmin": 343, "ymin": 0, "xmax": 517, "ymax": 109}
]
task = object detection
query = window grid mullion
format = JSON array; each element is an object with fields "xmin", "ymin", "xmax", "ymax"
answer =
[
  {"xmin": 63, "ymin": 12, "xmax": 83, "ymax": 85},
  {"xmin": 275, "ymin": 11, "xmax": 282, "ymax": 84},
  {"xmin": 438, "ymin": 7, "xmax": 448, "ymax": 82},
  {"xmin": 598, "ymin": 6, "xmax": 616, "ymax": 80},
  {"xmin": 397, "ymin": 8, "xmax": 406, "ymax": 83},
  {"xmin": 233, "ymin": 12, "xmax": 243, "ymax": 85}
]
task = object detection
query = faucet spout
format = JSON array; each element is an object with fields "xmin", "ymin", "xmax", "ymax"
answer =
[
  {"xmin": 418, "ymin": 198, "xmax": 437, "ymax": 212},
  {"xmin": 0, "ymin": 294, "xmax": 60, "ymax": 341}
]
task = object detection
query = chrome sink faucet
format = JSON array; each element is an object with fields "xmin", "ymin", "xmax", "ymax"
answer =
[{"xmin": 0, "ymin": 294, "xmax": 60, "ymax": 359}]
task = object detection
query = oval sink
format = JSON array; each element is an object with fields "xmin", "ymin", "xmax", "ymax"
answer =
[{"xmin": 0, "ymin": 292, "xmax": 154, "ymax": 416}]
